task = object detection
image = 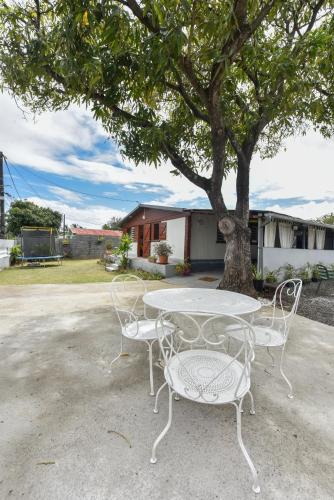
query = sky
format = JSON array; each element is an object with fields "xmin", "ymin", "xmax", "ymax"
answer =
[{"xmin": 1, "ymin": 90, "xmax": 334, "ymax": 228}]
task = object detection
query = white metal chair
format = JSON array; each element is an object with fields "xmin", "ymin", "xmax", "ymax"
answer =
[
  {"xmin": 110, "ymin": 274, "xmax": 174, "ymax": 395},
  {"xmin": 229, "ymin": 279, "xmax": 302, "ymax": 398},
  {"xmin": 150, "ymin": 311, "xmax": 260, "ymax": 494}
]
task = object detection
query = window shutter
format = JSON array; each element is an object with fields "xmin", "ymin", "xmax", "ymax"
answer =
[
  {"xmin": 133, "ymin": 226, "xmax": 139, "ymax": 242},
  {"xmin": 159, "ymin": 222, "xmax": 167, "ymax": 240},
  {"xmin": 151, "ymin": 223, "xmax": 155, "ymax": 241}
]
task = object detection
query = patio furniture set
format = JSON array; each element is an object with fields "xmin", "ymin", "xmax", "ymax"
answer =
[{"xmin": 110, "ymin": 275, "xmax": 302, "ymax": 494}]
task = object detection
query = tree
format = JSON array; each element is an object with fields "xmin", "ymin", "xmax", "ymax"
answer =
[
  {"xmin": 1, "ymin": 1, "xmax": 333, "ymax": 294},
  {"xmin": 317, "ymin": 213, "xmax": 334, "ymax": 225},
  {"xmin": 6, "ymin": 200, "xmax": 62, "ymax": 236},
  {"xmin": 102, "ymin": 216, "xmax": 123, "ymax": 230}
]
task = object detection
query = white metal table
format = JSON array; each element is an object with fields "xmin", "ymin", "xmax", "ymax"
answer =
[{"xmin": 143, "ymin": 287, "xmax": 261, "ymax": 316}]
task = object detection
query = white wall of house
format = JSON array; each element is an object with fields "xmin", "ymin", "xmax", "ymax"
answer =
[
  {"xmin": 151, "ymin": 217, "xmax": 186, "ymax": 261},
  {"xmin": 190, "ymin": 213, "xmax": 225, "ymax": 260},
  {"xmin": 263, "ymin": 247, "xmax": 334, "ymax": 272}
]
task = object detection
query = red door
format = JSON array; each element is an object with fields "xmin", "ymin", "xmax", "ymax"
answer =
[{"xmin": 143, "ymin": 223, "xmax": 151, "ymax": 257}]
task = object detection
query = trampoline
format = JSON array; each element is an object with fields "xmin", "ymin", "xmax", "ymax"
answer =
[{"xmin": 19, "ymin": 227, "xmax": 63, "ymax": 266}]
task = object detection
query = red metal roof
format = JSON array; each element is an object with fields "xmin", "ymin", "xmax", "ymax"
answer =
[{"xmin": 70, "ymin": 227, "xmax": 122, "ymax": 237}]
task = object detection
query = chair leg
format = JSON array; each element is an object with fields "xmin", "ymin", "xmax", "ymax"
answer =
[
  {"xmin": 234, "ymin": 402, "xmax": 260, "ymax": 494},
  {"xmin": 153, "ymin": 381, "xmax": 167, "ymax": 414},
  {"xmin": 240, "ymin": 391, "xmax": 256, "ymax": 415},
  {"xmin": 266, "ymin": 346, "xmax": 275, "ymax": 367},
  {"xmin": 147, "ymin": 341, "xmax": 155, "ymax": 396},
  {"xmin": 279, "ymin": 345, "xmax": 293, "ymax": 399},
  {"xmin": 150, "ymin": 388, "xmax": 174, "ymax": 464},
  {"xmin": 110, "ymin": 336, "xmax": 125, "ymax": 370}
]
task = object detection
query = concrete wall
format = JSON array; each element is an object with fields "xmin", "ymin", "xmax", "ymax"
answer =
[
  {"xmin": 0, "ymin": 240, "xmax": 15, "ymax": 269},
  {"xmin": 64, "ymin": 235, "xmax": 121, "ymax": 259},
  {"xmin": 263, "ymin": 247, "xmax": 334, "ymax": 272},
  {"xmin": 190, "ymin": 213, "xmax": 225, "ymax": 260},
  {"xmin": 0, "ymin": 239, "xmax": 15, "ymax": 251},
  {"xmin": 151, "ymin": 217, "xmax": 186, "ymax": 262}
]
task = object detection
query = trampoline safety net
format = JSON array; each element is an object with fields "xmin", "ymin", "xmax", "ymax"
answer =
[{"xmin": 21, "ymin": 227, "xmax": 61, "ymax": 258}]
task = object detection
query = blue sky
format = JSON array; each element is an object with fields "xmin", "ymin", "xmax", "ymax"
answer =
[{"xmin": 2, "ymin": 91, "xmax": 334, "ymax": 227}]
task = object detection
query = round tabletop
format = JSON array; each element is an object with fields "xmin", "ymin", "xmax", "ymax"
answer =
[{"xmin": 143, "ymin": 288, "xmax": 261, "ymax": 316}]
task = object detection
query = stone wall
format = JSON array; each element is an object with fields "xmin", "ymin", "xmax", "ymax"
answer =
[{"xmin": 63, "ymin": 235, "xmax": 121, "ymax": 259}]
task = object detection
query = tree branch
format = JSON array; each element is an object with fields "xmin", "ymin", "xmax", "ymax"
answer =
[{"xmin": 165, "ymin": 79, "xmax": 209, "ymax": 123}]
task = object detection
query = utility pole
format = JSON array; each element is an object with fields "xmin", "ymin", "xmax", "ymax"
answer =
[{"xmin": 0, "ymin": 152, "xmax": 5, "ymax": 238}]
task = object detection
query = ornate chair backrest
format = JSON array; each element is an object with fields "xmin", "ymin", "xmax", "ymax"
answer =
[
  {"xmin": 271, "ymin": 279, "xmax": 302, "ymax": 338},
  {"xmin": 156, "ymin": 311, "xmax": 255, "ymax": 403},
  {"xmin": 111, "ymin": 274, "xmax": 147, "ymax": 336}
]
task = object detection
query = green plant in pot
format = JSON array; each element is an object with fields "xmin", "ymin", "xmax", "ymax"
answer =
[
  {"xmin": 176, "ymin": 259, "xmax": 191, "ymax": 276},
  {"xmin": 10, "ymin": 244, "xmax": 22, "ymax": 266},
  {"xmin": 283, "ymin": 263, "xmax": 295, "ymax": 280},
  {"xmin": 154, "ymin": 242, "xmax": 173, "ymax": 264},
  {"xmin": 252, "ymin": 264, "xmax": 264, "ymax": 292}
]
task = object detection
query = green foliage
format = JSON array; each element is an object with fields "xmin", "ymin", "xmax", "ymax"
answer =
[
  {"xmin": 6, "ymin": 200, "xmax": 62, "ymax": 236},
  {"xmin": 175, "ymin": 259, "xmax": 191, "ymax": 275},
  {"xmin": 251, "ymin": 264, "xmax": 262, "ymax": 280},
  {"xmin": 10, "ymin": 244, "xmax": 22, "ymax": 265},
  {"xmin": 153, "ymin": 242, "xmax": 173, "ymax": 257},
  {"xmin": 264, "ymin": 269, "xmax": 280, "ymax": 284},
  {"xmin": 116, "ymin": 232, "xmax": 132, "ymax": 269},
  {"xmin": 283, "ymin": 263, "xmax": 296, "ymax": 280},
  {"xmin": 1, "ymin": 1, "xmax": 333, "ymax": 178},
  {"xmin": 102, "ymin": 217, "xmax": 123, "ymax": 230},
  {"xmin": 317, "ymin": 213, "xmax": 334, "ymax": 225}
]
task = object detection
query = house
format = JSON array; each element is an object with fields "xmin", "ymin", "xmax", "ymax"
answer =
[
  {"xmin": 120, "ymin": 204, "xmax": 334, "ymax": 276},
  {"xmin": 64, "ymin": 227, "xmax": 122, "ymax": 259}
]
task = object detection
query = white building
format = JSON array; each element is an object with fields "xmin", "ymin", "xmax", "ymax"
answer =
[{"xmin": 120, "ymin": 204, "xmax": 334, "ymax": 276}]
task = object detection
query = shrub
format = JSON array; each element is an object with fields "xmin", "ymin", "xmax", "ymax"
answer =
[{"xmin": 10, "ymin": 244, "xmax": 22, "ymax": 265}]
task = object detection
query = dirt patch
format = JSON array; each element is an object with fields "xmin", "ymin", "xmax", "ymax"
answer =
[{"xmin": 261, "ymin": 280, "xmax": 334, "ymax": 327}]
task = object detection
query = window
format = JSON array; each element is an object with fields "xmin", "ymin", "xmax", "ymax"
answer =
[{"xmin": 151, "ymin": 223, "xmax": 160, "ymax": 241}]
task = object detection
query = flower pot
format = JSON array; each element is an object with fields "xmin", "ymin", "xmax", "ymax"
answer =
[
  {"xmin": 253, "ymin": 279, "xmax": 264, "ymax": 292},
  {"xmin": 158, "ymin": 255, "xmax": 168, "ymax": 264},
  {"xmin": 182, "ymin": 269, "xmax": 191, "ymax": 276}
]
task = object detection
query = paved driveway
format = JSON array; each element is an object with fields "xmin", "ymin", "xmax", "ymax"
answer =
[{"xmin": 0, "ymin": 283, "xmax": 333, "ymax": 500}]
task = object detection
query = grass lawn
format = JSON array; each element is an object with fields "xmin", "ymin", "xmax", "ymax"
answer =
[{"xmin": 0, "ymin": 259, "xmax": 163, "ymax": 285}]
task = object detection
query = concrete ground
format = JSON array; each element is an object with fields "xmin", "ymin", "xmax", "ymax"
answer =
[
  {"xmin": 0, "ymin": 283, "xmax": 334, "ymax": 500},
  {"xmin": 163, "ymin": 270, "xmax": 222, "ymax": 288}
]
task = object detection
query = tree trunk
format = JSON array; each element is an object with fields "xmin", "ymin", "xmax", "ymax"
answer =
[{"xmin": 218, "ymin": 214, "xmax": 255, "ymax": 297}]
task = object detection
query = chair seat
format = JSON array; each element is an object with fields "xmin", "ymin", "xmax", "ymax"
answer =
[
  {"xmin": 227, "ymin": 324, "xmax": 285, "ymax": 347},
  {"xmin": 122, "ymin": 319, "xmax": 174, "ymax": 341},
  {"xmin": 164, "ymin": 349, "xmax": 250, "ymax": 405}
]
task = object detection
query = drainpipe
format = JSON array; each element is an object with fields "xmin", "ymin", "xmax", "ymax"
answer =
[{"xmin": 257, "ymin": 215, "xmax": 264, "ymax": 278}]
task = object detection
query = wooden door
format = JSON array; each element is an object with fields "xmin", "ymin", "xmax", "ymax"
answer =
[
  {"xmin": 143, "ymin": 223, "xmax": 151, "ymax": 257},
  {"xmin": 137, "ymin": 225, "xmax": 143, "ymax": 257}
]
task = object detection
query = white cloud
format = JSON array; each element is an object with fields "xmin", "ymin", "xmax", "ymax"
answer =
[
  {"xmin": 1, "ymin": 91, "xmax": 334, "ymax": 221},
  {"xmin": 27, "ymin": 196, "xmax": 127, "ymax": 228},
  {"xmin": 48, "ymin": 186, "xmax": 86, "ymax": 203}
]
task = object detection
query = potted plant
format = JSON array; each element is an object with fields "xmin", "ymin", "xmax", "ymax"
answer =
[
  {"xmin": 148, "ymin": 255, "xmax": 157, "ymax": 263},
  {"xmin": 298, "ymin": 265, "xmax": 311, "ymax": 284},
  {"xmin": 154, "ymin": 242, "xmax": 173, "ymax": 264},
  {"xmin": 252, "ymin": 264, "xmax": 264, "ymax": 292},
  {"xmin": 176, "ymin": 259, "xmax": 191, "ymax": 276}
]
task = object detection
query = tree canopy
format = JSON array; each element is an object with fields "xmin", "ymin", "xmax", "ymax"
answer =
[
  {"xmin": 102, "ymin": 216, "xmax": 123, "ymax": 230},
  {"xmin": 6, "ymin": 200, "xmax": 62, "ymax": 236},
  {"xmin": 317, "ymin": 212, "xmax": 334, "ymax": 224},
  {"xmin": 1, "ymin": 0, "xmax": 334, "ymax": 292}
]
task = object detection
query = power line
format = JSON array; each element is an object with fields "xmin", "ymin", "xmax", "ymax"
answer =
[
  {"xmin": 11, "ymin": 163, "xmax": 42, "ymax": 198},
  {"xmin": 14, "ymin": 163, "xmax": 139, "ymax": 204},
  {"xmin": 4, "ymin": 157, "xmax": 21, "ymax": 200}
]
